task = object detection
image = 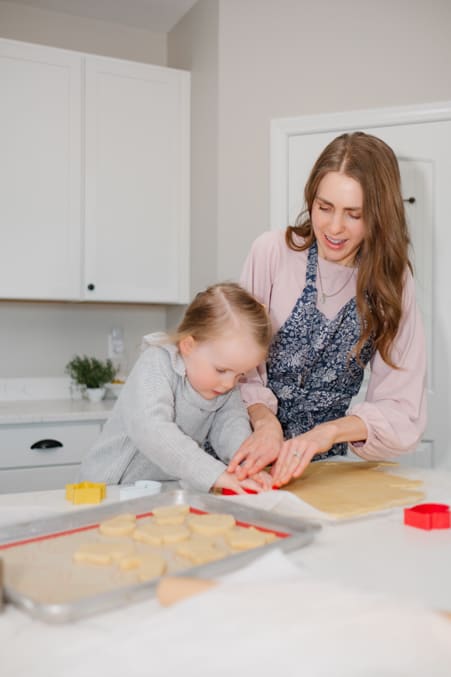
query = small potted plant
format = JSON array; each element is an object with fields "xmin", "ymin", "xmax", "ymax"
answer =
[{"xmin": 65, "ymin": 355, "xmax": 118, "ymax": 402}]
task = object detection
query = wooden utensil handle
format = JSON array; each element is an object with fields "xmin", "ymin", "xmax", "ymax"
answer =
[{"xmin": 156, "ymin": 576, "xmax": 216, "ymax": 606}]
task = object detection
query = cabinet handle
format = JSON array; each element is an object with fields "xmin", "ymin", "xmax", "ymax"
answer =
[
  {"xmin": 30, "ymin": 439, "xmax": 63, "ymax": 450},
  {"xmin": 87, "ymin": 283, "xmax": 95, "ymax": 291}
]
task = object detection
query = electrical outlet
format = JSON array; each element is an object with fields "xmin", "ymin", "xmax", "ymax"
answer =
[{"xmin": 108, "ymin": 327, "xmax": 124, "ymax": 359}]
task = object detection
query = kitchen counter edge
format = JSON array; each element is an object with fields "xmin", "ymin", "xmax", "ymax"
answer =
[{"xmin": 0, "ymin": 399, "xmax": 115, "ymax": 425}]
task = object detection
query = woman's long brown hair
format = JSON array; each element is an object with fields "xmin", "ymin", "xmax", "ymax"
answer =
[{"xmin": 286, "ymin": 131, "xmax": 412, "ymax": 368}]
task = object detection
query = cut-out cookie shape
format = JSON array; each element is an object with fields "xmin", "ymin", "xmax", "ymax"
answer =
[
  {"xmin": 152, "ymin": 504, "xmax": 190, "ymax": 525},
  {"xmin": 138, "ymin": 554, "xmax": 167, "ymax": 581},
  {"xmin": 98, "ymin": 514, "xmax": 136, "ymax": 537},
  {"xmin": 225, "ymin": 526, "xmax": 268, "ymax": 551},
  {"xmin": 133, "ymin": 522, "xmax": 190, "ymax": 545},
  {"xmin": 73, "ymin": 541, "xmax": 134, "ymax": 566},
  {"xmin": 187, "ymin": 513, "xmax": 236, "ymax": 536},
  {"xmin": 176, "ymin": 540, "xmax": 225, "ymax": 565}
]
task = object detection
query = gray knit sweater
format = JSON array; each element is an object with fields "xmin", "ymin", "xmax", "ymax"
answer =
[{"xmin": 79, "ymin": 333, "xmax": 252, "ymax": 491}]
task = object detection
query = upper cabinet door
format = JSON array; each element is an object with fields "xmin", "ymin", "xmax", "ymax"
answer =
[
  {"xmin": 83, "ymin": 56, "xmax": 190, "ymax": 303},
  {"xmin": 0, "ymin": 39, "xmax": 82, "ymax": 300}
]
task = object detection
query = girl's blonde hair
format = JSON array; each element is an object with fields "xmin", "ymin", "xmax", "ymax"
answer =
[
  {"xmin": 172, "ymin": 282, "xmax": 272, "ymax": 351},
  {"xmin": 286, "ymin": 131, "xmax": 412, "ymax": 368}
]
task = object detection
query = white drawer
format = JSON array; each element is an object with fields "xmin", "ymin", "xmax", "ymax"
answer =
[
  {"xmin": 0, "ymin": 464, "xmax": 81, "ymax": 493},
  {"xmin": 0, "ymin": 421, "xmax": 101, "ymax": 468}
]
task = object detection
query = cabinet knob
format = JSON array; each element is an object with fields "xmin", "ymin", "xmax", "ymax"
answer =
[
  {"xmin": 30, "ymin": 439, "xmax": 63, "ymax": 450},
  {"xmin": 87, "ymin": 283, "xmax": 95, "ymax": 291}
]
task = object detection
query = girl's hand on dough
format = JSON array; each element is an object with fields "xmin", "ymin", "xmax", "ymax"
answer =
[
  {"xmin": 213, "ymin": 471, "xmax": 247, "ymax": 494},
  {"xmin": 227, "ymin": 421, "xmax": 283, "ymax": 480},
  {"xmin": 213, "ymin": 470, "xmax": 271, "ymax": 494},
  {"xmin": 246, "ymin": 470, "xmax": 274, "ymax": 491}
]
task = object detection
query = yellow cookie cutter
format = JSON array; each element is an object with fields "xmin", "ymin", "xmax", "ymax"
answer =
[{"xmin": 65, "ymin": 481, "xmax": 106, "ymax": 504}]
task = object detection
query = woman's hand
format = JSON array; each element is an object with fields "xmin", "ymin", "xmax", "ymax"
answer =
[
  {"xmin": 271, "ymin": 415, "xmax": 368, "ymax": 487},
  {"xmin": 227, "ymin": 405, "xmax": 284, "ymax": 480},
  {"xmin": 271, "ymin": 423, "xmax": 338, "ymax": 487}
]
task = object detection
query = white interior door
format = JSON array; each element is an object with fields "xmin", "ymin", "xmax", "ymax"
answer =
[{"xmin": 271, "ymin": 105, "xmax": 451, "ymax": 468}]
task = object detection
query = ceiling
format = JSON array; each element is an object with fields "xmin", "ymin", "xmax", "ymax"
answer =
[{"xmin": 4, "ymin": 0, "xmax": 199, "ymax": 32}]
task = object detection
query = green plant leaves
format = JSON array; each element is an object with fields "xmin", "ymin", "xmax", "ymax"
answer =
[{"xmin": 65, "ymin": 355, "xmax": 118, "ymax": 389}]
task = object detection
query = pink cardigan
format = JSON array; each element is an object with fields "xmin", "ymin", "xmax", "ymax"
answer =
[{"xmin": 239, "ymin": 230, "xmax": 427, "ymax": 460}]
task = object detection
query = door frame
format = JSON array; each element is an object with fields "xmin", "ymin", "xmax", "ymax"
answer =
[{"xmin": 270, "ymin": 100, "xmax": 451, "ymax": 231}]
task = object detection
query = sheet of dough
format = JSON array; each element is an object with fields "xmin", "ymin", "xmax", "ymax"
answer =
[{"xmin": 284, "ymin": 461, "xmax": 424, "ymax": 518}]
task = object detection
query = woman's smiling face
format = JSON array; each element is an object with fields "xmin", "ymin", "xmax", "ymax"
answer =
[{"xmin": 311, "ymin": 171, "xmax": 366, "ymax": 267}]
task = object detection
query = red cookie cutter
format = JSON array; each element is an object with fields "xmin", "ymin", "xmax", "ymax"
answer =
[{"xmin": 404, "ymin": 503, "xmax": 450, "ymax": 530}]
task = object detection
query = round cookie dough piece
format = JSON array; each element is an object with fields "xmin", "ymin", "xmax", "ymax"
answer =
[
  {"xmin": 138, "ymin": 553, "xmax": 167, "ymax": 582},
  {"xmin": 187, "ymin": 513, "xmax": 236, "ymax": 536},
  {"xmin": 74, "ymin": 540, "xmax": 136, "ymax": 566},
  {"xmin": 108, "ymin": 513, "xmax": 137, "ymax": 523},
  {"xmin": 133, "ymin": 522, "xmax": 190, "ymax": 545},
  {"xmin": 118, "ymin": 555, "xmax": 143, "ymax": 571},
  {"xmin": 176, "ymin": 540, "xmax": 225, "ymax": 565},
  {"xmin": 73, "ymin": 542, "xmax": 115, "ymax": 566},
  {"xmin": 225, "ymin": 526, "xmax": 267, "ymax": 551},
  {"xmin": 99, "ymin": 518, "xmax": 136, "ymax": 537},
  {"xmin": 264, "ymin": 531, "xmax": 278, "ymax": 544},
  {"xmin": 152, "ymin": 504, "xmax": 190, "ymax": 525}
]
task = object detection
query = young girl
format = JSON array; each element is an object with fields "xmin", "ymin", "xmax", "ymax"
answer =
[{"xmin": 80, "ymin": 283, "xmax": 273, "ymax": 494}]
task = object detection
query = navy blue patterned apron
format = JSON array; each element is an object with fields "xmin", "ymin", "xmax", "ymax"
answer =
[{"xmin": 267, "ymin": 242, "xmax": 374, "ymax": 458}]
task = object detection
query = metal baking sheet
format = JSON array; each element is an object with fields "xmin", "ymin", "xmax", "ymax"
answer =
[{"xmin": 0, "ymin": 490, "xmax": 320, "ymax": 623}]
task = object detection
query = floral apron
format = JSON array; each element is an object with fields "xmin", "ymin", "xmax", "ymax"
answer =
[{"xmin": 266, "ymin": 242, "xmax": 374, "ymax": 458}]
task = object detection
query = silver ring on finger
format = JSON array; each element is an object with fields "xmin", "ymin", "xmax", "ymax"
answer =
[{"xmin": 292, "ymin": 451, "xmax": 301, "ymax": 459}]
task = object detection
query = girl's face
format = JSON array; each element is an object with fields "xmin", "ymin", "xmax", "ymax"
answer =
[
  {"xmin": 311, "ymin": 171, "xmax": 366, "ymax": 267},
  {"xmin": 179, "ymin": 331, "xmax": 266, "ymax": 400}
]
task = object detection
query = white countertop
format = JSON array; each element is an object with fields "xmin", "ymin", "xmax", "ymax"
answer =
[
  {"xmin": 1, "ymin": 468, "xmax": 451, "ymax": 676},
  {"xmin": 0, "ymin": 399, "xmax": 115, "ymax": 425}
]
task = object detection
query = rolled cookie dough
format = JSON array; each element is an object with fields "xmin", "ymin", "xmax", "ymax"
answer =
[{"xmin": 284, "ymin": 461, "xmax": 425, "ymax": 518}]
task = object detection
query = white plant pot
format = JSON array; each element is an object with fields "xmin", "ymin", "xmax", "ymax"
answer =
[{"xmin": 86, "ymin": 387, "xmax": 106, "ymax": 402}]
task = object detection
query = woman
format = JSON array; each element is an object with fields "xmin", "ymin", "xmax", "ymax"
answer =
[{"xmin": 227, "ymin": 132, "xmax": 427, "ymax": 487}]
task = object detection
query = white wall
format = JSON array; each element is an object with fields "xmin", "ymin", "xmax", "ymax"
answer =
[
  {"xmin": 168, "ymin": 0, "xmax": 219, "ymax": 309},
  {"xmin": 0, "ymin": 1, "xmax": 169, "ymax": 378},
  {"xmin": 0, "ymin": 0, "xmax": 166, "ymax": 63},
  {"xmin": 0, "ymin": 302, "xmax": 166, "ymax": 378},
  {"xmin": 216, "ymin": 0, "xmax": 451, "ymax": 279}
]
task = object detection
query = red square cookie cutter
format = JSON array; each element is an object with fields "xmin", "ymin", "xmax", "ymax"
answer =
[{"xmin": 404, "ymin": 503, "xmax": 450, "ymax": 530}]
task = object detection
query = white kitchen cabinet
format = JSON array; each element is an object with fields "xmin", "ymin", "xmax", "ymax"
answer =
[
  {"xmin": 84, "ymin": 56, "xmax": 190, "ymax": 303},
  {"xmin": 0, "ymin": 420, "xmax": 102, "ymax": 493},
  {"xmin": 0, "ymin": 39, "xmax": 190, "ymax": 304},
  {"xmin": 0, "ymin": 39, "xmax": 82, "ymax": 300}
]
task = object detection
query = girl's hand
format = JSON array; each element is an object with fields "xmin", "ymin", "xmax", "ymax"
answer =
[
  {"xmin": 246, "ymin": 470, "xmax": 274, "ymax": 491},
  {"xmin": 213, "ymin": 471, "xmax": 247, "ymax": 494},
  {"xmin": 227, "ymin": 418, "xmax": 284, "ymax": 481},
  {"xmin": 271, "ymin": 423, "xmax": 337, "ymax": 487},
  {"xmin": 213, "ymin": 470, "xmax": 272, "ymax": 494}
]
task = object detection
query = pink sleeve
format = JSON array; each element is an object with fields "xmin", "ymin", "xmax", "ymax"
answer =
[
  {"xmin": 349, "ymin": 272, "xmax": 427, "ymax": 459},
  {"xmin": 238, "ymin": 233, "xmax": 279, "ymax": 414}
]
